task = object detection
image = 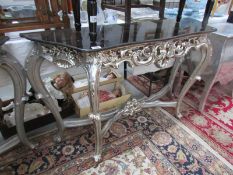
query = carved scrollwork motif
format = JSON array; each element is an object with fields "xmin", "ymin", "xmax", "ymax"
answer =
[
  {"xmin": 98, "ymin": 36, "xmax": 205, "ymax": 69},
  {"xmin": 40, "ymin": 35, "xmax": 207, "ymax": 69},
  {"xmin": 41, "ymin": 45, "xmax": 79, "ymax": 68},
  {"xmin": 122, "ymin": 98, "xmax": 141, "ymax": 116}
]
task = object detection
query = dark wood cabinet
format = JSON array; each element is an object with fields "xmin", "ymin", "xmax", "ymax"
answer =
[{"xmin": 0, "ymin": 0, "xmax": 70, "ymax": 35}]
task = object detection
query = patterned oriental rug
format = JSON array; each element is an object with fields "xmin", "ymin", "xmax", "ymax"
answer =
[
  {"xmin": 0, "ymin": 108, "xmax": 232, "ymax": 175},
  {"xmin": 127, "ymin": 75, "xmax": 164, "ymax": 96},
  {"xmin": 179, "ymin": 83, "xmax": 233, "ymax": 165},
  {"xmin": 128, "ymin": 75, "xmax": 233, "ymax": 165}
]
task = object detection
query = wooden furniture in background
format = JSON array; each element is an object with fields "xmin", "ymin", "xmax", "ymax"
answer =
[
  {"xmin": 0, "ymin": 0, "xmax": 70, "ymax": 35},
  {"xmin": 102, "ymin": 0, "xmax": 166, "ymax": 22}
]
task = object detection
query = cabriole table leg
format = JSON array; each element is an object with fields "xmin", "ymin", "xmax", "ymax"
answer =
[
  {"xmin": 84, "ymin": 58, "xmax": 102, "ymax": 162},
  {"xmin": 25, "ymin": 45, "xmax": 64, "ymax": 143}
]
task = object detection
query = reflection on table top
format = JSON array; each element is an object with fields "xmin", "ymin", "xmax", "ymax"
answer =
[
  {"xmin": 0, "ymin": 36, "xmax": 9, "ymax": 46},
  {"xmin": 210, "ymin": 23, "xmax": 233, "ymax": 38},
  {"xmin": 20, "ymin": 18, "xmax": 216, "ymax": 52}
]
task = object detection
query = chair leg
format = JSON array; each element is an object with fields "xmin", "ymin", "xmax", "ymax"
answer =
[
  {"xmin": 176, "ymin": 0, "xmax": 186, "ymax": 22},
  {"xmin": 124, "ymin": 62, "xmax": 127, "ymax": 79}
]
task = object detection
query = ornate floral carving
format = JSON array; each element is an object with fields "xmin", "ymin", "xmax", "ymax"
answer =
[
  {"xmin": 122, "ymin": 98, "xmax": 142, "ymax": 116},
  {"xmin": 41, "ymin": 45, "xmax": 79, "ymax": 68},
  {"xmin": 93, "ymin": 36, "xmax": 206, "ymax": 69},
  {"xmin": 40, "ymin": 35, "xmax": 207, "ymax": 69}
]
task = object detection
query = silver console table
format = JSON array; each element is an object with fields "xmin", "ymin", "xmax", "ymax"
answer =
[{"xmin": 2, "ymin": 18, "xmax": 214, "ymax": 161}]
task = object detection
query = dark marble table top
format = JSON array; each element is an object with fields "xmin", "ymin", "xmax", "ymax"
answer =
[
  {"xmin": 0, "ymin": 36, "xmax": 9, "ymax": 46},
  {"xmin": 20, "ymin": 18, "xmax": 216, "ymax": 52}
]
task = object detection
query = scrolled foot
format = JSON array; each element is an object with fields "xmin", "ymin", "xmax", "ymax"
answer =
[
  {"xmin": 94, "ymin": 154, "xmax": 102, "ymax": 162},
  {"xmin": 177, "ymin": 113, "xmax": 183, "ymax": 118},
  {"xmin": 195, "ymin": 76, "xmax": 202, "ymax": 81},
  {"xmin": 30, "ymin": 142, "xmax": 39, "ymax": 150},
  {"xmin": 53, "ymin": 134, "xmax": 62, "ymax": 143}
]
